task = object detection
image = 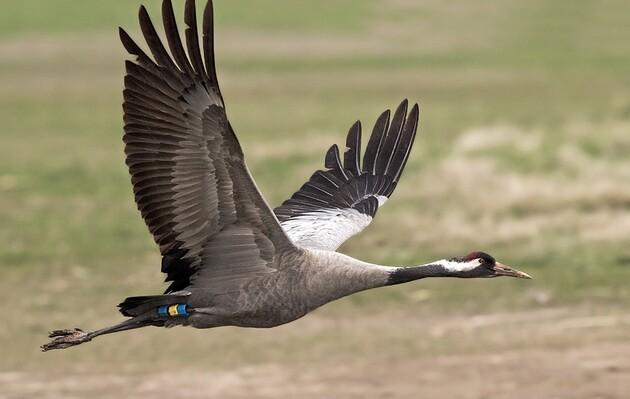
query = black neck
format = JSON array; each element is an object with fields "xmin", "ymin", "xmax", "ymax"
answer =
[{"xmin": 385, "ymin": 263, "xmax": 450, "ymax": 286}]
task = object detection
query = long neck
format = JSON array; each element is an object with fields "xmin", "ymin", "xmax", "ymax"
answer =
[
  {"xmin": 308, "ymin": 250, "xmax": 457, "ymax": 294},
  {"xmin": 385, "ymin": 261, "xmax": 453, "ymax": 286},
  {"xmin": 301, "ymin": 251, "xmax": 470, "ymax": 312}
]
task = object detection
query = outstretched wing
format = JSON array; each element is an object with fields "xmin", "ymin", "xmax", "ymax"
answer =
[
  {"xmin": 274, "ymin": 100, "xmax": 419, "ymax": 251},
  {"xmin": 121, "ymin": 0, "xmax": 294, "ymax": 294}
]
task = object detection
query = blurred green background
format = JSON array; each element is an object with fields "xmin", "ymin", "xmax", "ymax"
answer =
[{"xmin": 2, "ymin": 1, "xmax": 630, "ymax": 398}]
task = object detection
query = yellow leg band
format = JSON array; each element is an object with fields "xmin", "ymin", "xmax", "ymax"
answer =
[{"xmin": 168, "ymin": 305, "xmax": 179, "ymax": 316}]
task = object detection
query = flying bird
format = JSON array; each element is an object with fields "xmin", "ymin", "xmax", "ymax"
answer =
[{"xmin": 42, "ymin": 0, "xmax": 530, "ymax": 351}]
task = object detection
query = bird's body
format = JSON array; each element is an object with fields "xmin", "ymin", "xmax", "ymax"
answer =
[
  {"xmin": 183, "ymin": 250, "xmax": 388, "ymax": 329},
  {"xmin": 42, "ymin": 0, "xmax": 530, "ymax": 351}
]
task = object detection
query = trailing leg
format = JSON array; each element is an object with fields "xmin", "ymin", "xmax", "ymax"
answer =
[
  {"xmin": 42, "ymin": 293, "xmax": 191, "ymax": 351},
  {"xmin": 41, "ymin": 312, "xmax": 157, "ymax": 351}
]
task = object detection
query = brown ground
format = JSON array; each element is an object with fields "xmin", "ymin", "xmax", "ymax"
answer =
[{"xmin": 3, "ymin": 307, "xmax": 629, "ymax": 399}]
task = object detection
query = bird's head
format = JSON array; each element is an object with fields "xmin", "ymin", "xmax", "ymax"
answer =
[{"xmin": 443, "ymin": 251, "xmax": 531, "ymax": 279}]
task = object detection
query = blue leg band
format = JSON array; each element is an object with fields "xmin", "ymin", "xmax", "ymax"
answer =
[{"xmin": 157, "ymin": 305, "xmax": 168, "ymax": 317}]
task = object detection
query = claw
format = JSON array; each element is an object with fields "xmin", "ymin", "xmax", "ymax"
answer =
[
  {"xmin": 48, "ymin": 328, "xmax": 84, "ymax": 338},
  {"xmin": 41, "ymin": 328, "xmax": 91, "ymax": 351}
]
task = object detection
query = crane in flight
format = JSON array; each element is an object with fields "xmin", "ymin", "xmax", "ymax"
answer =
[{"xmin": 42, "ymin": 0, "xmax": 530, "ymax": 351}]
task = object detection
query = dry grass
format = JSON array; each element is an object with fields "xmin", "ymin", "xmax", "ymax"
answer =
[{"xmin": 388, "ymin": 121, "xmax": 630, "ymax": 245}]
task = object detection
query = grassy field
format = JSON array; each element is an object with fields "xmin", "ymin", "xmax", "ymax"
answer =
[{"xmin": 2, "ymin": 0, "xmax": 630, "ymax": 397}]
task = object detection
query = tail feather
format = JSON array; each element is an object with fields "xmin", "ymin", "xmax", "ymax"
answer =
[{"xmin": 118, "ymin": 293, "xmax": 189, "ymax": 317}]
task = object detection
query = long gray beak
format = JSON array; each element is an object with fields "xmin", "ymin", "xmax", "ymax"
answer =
[{"xmin": 493, "ymin": 262, "xmax": 532, "ymax": 279}]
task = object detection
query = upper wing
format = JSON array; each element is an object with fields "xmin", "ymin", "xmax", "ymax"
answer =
[
  {"xmin": 274, "ymin": 100, "xmax": 419, "ymax": 251},
  {"xmin": 121, "ymin": 0, "xmax": 294, "ymax": 294}
]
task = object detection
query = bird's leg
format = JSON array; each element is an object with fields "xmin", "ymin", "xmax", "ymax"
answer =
[{"xmin": 41, "ymin": 313, "xmax": 154, "ymax": 351}]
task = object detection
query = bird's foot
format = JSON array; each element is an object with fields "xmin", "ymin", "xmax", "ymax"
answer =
[{"xmin": 41, "ymin": 328, "xmax": 91, "ymax": 351}]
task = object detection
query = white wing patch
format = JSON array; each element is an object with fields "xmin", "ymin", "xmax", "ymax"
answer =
[{"xmin": 281, "ymin": 208, "xmax": 373, "ymax": 251}]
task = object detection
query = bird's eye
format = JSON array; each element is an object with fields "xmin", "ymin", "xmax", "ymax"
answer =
[{"xmin": 478, "ymin": 258, "xmax": 487, "ymax": 264}]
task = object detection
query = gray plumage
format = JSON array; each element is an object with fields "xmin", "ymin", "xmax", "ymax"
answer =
[{"xmin": 42, "ymin": 0, "xmax": 530, "ymax": 351}]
